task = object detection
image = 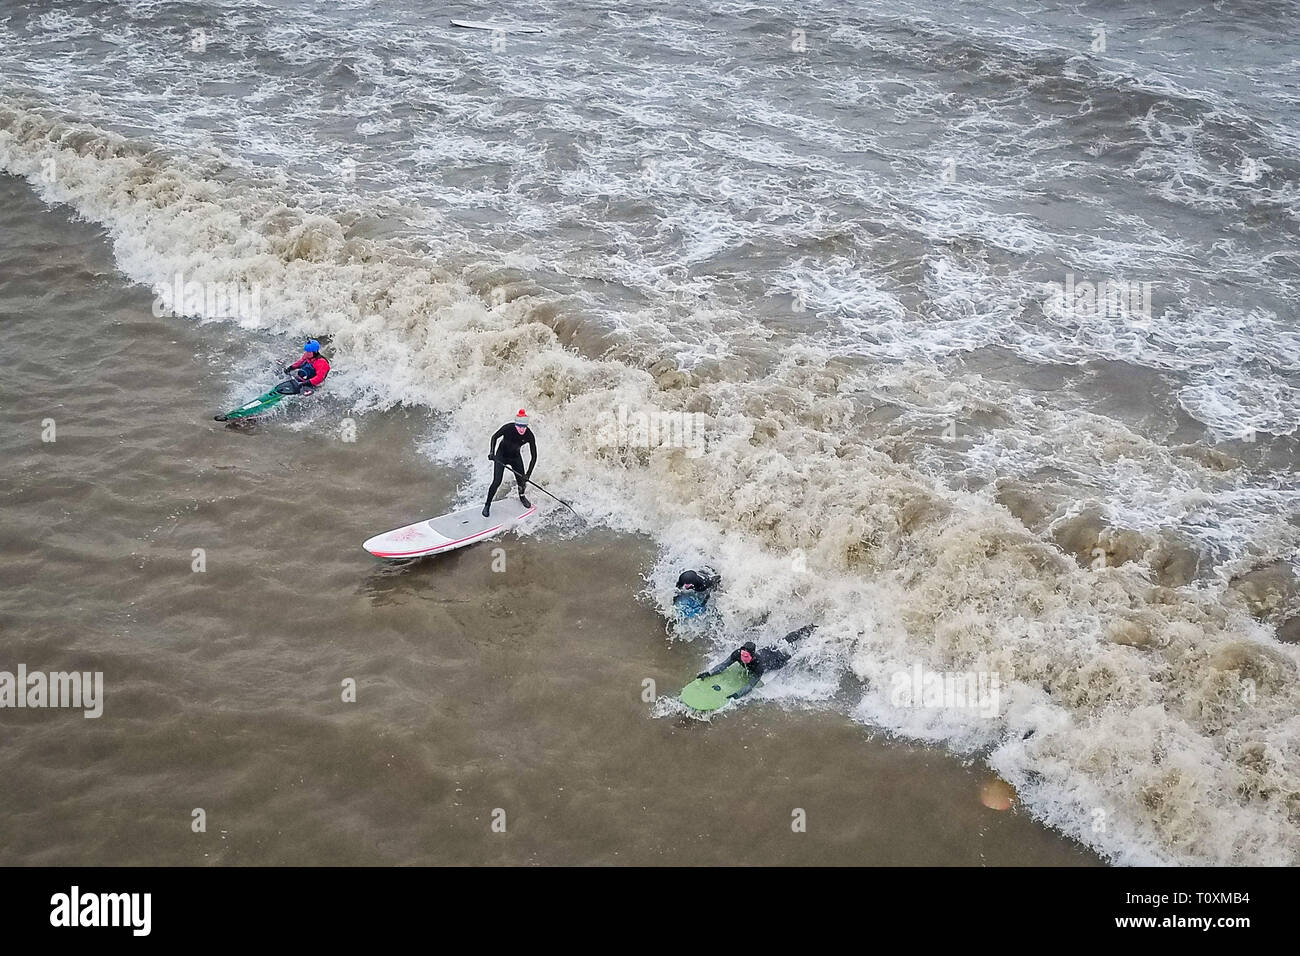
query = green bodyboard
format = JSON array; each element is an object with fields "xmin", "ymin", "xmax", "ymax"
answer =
[
  {"xmin": 215, "ymin": 387, "xmax": 291, "ymax": 422},
  {"xmin": 679, "ymin": 663, "xmax": 752, "ymax": 712}
]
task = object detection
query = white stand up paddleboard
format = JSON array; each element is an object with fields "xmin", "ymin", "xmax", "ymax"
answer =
[
  {"xmin": 450, "ymin": 20, "xmax": 543, "ymax": 34},
  {"xmin": 363, "ymin": 499, "xmax": 536, "ymax": 558}
]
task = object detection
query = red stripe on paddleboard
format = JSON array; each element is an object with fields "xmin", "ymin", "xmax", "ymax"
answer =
[{"xmin": 367, "ymin": 506, "xmax": 536, "ymax": 558}]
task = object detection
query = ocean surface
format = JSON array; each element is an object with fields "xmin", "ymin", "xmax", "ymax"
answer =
[{"xmin": 1, "ymin": 0, "xmax": 1297, "ymax": 865}]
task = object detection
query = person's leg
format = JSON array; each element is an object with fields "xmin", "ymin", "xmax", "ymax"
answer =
[
  {"xmin": 483, "ymin": 459, "xmax": 507, "ymax": 514},
  {"xmin": 507, "ymin": 453, "xmax": 528, "ymax": 497},
  {"xmin": 784, "ymin": 623, "xmax": 816, "ymax": 645}
]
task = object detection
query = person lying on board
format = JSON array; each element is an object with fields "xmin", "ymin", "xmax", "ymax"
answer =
[
  {"xmin": 484, "ymin": 408, "xmax": 536, "ymax": 517},
  {"xmin": 674, "ymin": 567, "xmax": 722, "ymax": 617},
  {"xmin": 278, "ymin": 339, "xmax": 330, "ymax": 393},
  {"xmin": 697, "ymin": 624, "xmax": 816, "ymax": 699}
]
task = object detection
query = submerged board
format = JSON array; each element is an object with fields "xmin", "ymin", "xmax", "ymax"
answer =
[
  {"xmin": 214, "ymin": 383, "xmax": 311, "ymax": 422},
  {"xmin": 363, "ymin": 498, "xmax": 536, "ymax": 558},
  {"xmin": 673, "ymin": 592, "xmax": 710, "ymax": 620},
  {"xmin": 450, "ymin": 19, "xmax": 543, "ymax": 34},
  {"xmin": 679, "ymin": 663, "xmax": 753, "ymax": 712}
]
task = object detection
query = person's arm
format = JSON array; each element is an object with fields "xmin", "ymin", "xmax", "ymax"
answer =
[
  {"xmin": 488, "ymin": 425, "xmax": 506, "ymax": 459},
  {"xmin": 697, "ymin": 649, "xmax": 740, "ymax": 680},
  {"xmin": 524, "ymin": 432, "xmax": 537, "ymax": 478},
  {"xmin": 286, "ymin": 353, "xmax": 306, "ymax": 372},
  {"xmin": 728, "ymin": 673, "xmax": 761, "ymax": 700}
]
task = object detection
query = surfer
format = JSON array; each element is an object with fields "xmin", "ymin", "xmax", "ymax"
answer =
[
  {"xmin": 673, "ymin": 567, "xmax": 721, "ymax": 617},
  {"xmin": 697, "ymin": 624, "xmax": 816, "ymax": 700},
  {"xmin": 676, "ymin": 567, "xmax": 720, "ymax": 595},
  {"xmin": 279, "ymin": 340, "xmax": 330, "ymax": 394},
  {"xmin": 483, "ymin": 408, "xmax": 536, "ymax": 517}
]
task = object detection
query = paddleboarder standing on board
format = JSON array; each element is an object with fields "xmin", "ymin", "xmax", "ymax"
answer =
[{"xmin": 483, "ymin": 408, "xmax": 536, "ymax": 517}]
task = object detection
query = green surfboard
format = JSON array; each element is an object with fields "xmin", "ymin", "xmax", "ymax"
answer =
[{"xmin": 679, "ymin": 663, "xmax": 753, "ymax": 712}]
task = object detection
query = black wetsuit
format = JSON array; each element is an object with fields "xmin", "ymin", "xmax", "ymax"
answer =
[
  {"xmin": 700, "ymin": 624, "xmax": 816, "ymax": 699},
  {"xmin": 486, "ymin": 423, "xmax": 536, "ymax": 507}
]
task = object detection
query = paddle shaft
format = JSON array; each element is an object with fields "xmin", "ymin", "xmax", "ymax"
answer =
[{"xmin": 493, "ymin": 457, "xmax": 584, "ymax": 521}]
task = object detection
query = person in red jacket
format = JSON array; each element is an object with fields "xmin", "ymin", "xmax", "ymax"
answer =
[{"xmin": 280, "ymin": 339, "xmax": 330, "ymax": 393}]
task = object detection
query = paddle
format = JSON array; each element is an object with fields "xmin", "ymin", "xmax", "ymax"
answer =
[{"xmin": 492, "ymin": 457, "xmax": 584, "ymax": 522}]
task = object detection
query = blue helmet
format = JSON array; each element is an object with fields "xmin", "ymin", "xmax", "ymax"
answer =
[{"xmin": 304, "ymin": 339, "xmax": 321, "ymax": 353}]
